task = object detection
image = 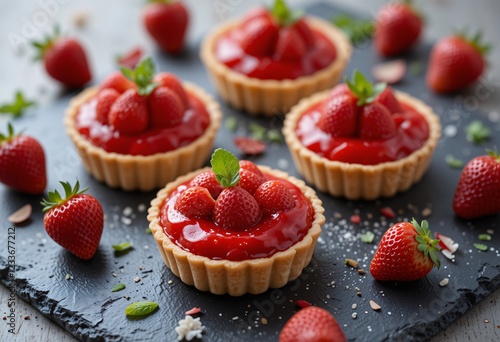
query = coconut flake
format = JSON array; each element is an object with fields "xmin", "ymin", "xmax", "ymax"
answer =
[
  {"xmin": 175, "ymin": 315, "xmax": 205, "ymax": 341},
  {"xmin": 436, "ymin": 232, "xmax": 459, "ymax": 253},
  {"xmin": 8, "ymin": 204, "xmax": 32, "ymax": 224},
  {"xmin": 372, "ymin": 59, "xmax": 406, "ymax": 84},
  {"xmin": 442, "ymin": 249, "xmax": 455, "ymax": 260}
]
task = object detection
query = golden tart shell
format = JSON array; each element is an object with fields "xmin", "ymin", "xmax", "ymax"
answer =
[
  {"xmin": 200, "ymin": 16, "xmax": 352, "ymax": 116},
  {"xmin": 65, "ymin": 83, "xmax": 222, "ymax": 191},
  {"xmin": 147, "ymin": 166, "xmax": 325, "ymax": 296},
  {"xmin": 283, "ymin": 91, "xmax": 441, "ymax": 200}
]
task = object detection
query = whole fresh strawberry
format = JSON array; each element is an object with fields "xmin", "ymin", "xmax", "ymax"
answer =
[
  {"xmin": 427, "ymin": 32, "xmax": 490, "ymax": 94},
  {"xmin": 254, "ymin": 180, "xmax": 295, "ymax": 215},
  {"xmin": 33, "ymin": 27, "xmax": 91, "ymax": 88},
  {"xmin": 453, "ymin": 150, "xmax": 500, "ymax": 219},
  {"xmin": 0, "ymin": 123, "xmax": 46, "ymax": 194},
  {"xmin": 370, "ymin": 219, "xmax": 440, "ymax": 281},
  {"xmin": 374, "ymin": 2, "xmax": 422, "ymax": 56},
  {"xmin": 143, "ymin": 0, "xmax": 189, "ymax": 54},
  {"xmin": 210, "ymin": 149, "xmax": 261, "ymax": 230},
  {"xmin": 279, "ymin": 306, "xmax": 346, "ymax": 342},
  {"xmin": 41, "ymin": 180, "xmax": 104, "ymax": 260}
]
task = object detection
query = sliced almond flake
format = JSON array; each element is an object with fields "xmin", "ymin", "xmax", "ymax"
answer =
[
  {"xmin": 421, "ymin": 207, "xmax": 432, "ymax": 217},
  {"xmin": 345, "ymin": 259, "xmax": 359, "ymax": 268},
  {"xmin": 372, "ymin": 59, "xmax": 406, "ymax": 84},
  {"xmin": 185, "ymin": 307, "xmax": 201, "ymax": 315},
  {"xmin": 369, "ymin": 300, "xmax": 381, "ymax": 311},
  {"xmin": 8, "ymin": 204, "xmax": 32, "ymax": 224},
  {"xmin": 439, "ymin": 278, "xmax": 449, "ymax": 287},
  {"xmin": 442, "ymin": 249, "xmax": 455, "ymax": 260}
]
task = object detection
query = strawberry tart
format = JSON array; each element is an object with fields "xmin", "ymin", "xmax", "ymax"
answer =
[
  {"xmin": 283, "ymin": 71, "xmax": 441, "ymax": 200},
  {"xmin": 147, "ymin": 149, "xmax": 325, "ymax": 296},
  {"xmin": 65, "ymin": 58, "xmax": 221, "ymax": 191},
  {"xmin": 200, "ymin": 0, "xmax": 351, "ymax": 116}
]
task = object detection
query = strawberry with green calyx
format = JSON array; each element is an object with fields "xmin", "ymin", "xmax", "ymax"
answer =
[
  {"xmin": 427, "ymin": 30, "xmax": 490, "ymax": 94},
  {"xmin": 0, "ymin": 123, "xmax": 46, "ymax": 194},
  {"xmin": 370, "ymin": 219, "xmax": 441, "ymax": 282},
  {"xmin": 120, "ymin": 57, "xmax": 158, "ymax": 96},
  {"xmin": 345, "ymin": 70, "xmax": 387, "ymax": 107},
  {"xmin": 33, "ymin": 26, "xmax": 91, "ymax": 88},
  {"xmin": 211, "ymin": 149, "xmax": 261, "ymax": 230},
  {"xmin": 453, "ymin": 149, "xmax": 500, "ymax": 219},
  {"xmin": 0, "ymin": 91, "xmax": 36, "ymax": 118},
  {"xmin": 41, "ymin": 180, "xmax": 104, "ymax": 260}
]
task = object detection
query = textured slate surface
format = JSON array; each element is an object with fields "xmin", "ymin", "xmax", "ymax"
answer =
[{"xmin": 1, "ymin": 3, "xmax": 499, "ymax": 341}]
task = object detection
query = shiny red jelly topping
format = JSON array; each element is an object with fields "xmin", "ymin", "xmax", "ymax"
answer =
[
  {"xmin": 215, "ymin": 29, "xmax": 337, "ymax": 80},
  {"xmin": 160, "ymin": 174, "xmax": 315, "ymax": 261},
  {"xmin": 76, "ymin": 93, "xmax": 210, "ymax": 156},
  {"xmin": 297, "ymin": 102, "xmax": 429, "ymax": 165}
]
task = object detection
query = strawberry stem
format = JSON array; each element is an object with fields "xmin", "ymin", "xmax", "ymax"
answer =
[
  {"xmin": 120, "ymin": 57, "xmax": 158, "ymax": 96},
  {"xmin": 412, "ymin": 219, "xmax": 441, "ymax": 269},
  {"xmin": 345, "ymin": 70, "xmax": 386, "ymax": 106},
  {"xmin": 0, "ymin": 91, "xmax": 36, "ymax": 118},
  {"xmin": 0, "ymin": 123, "xmax": 21, "ymax": 144},
  {"xmin": 41, "ymin": 180, "xmax": 88, "ymax": 212},
  {"xmin": 486, "ymin": 147, "xmax": 500, "ymax": 160},
  {"xmin": 210, "ymin": 148, "xmax": 240, "ymax": 188},
  {"xmin": 456, "ymin": 29, "xmax": 491, "ymax": 55},
  {"xmin": 32, "ymin": 25, "xmax": 61, "ymax": 61},
  {"xmin": 270, "ymin": 0, "xmax": 302, "ymax": 27}
]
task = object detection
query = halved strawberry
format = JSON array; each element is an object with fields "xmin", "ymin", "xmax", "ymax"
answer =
[
  {"xmin": 318, "ymin": 94, "xmax": 358, "ymax": 137},
  {"xmin": 376, "ymin": 87, "xmax": 402, "ymax": 114},
  {"xmin": 174, "ymin": 186, "xmax": 215, "ymax": 219},
  {"xmin": 190, "ymin": 171, "xmax": 223, "ymax": 199},
  {"xmin": 274, "ymin": 26, "xmax": 307, "ymax": 62},
  {"xmin": 254, "ymin": 180, "xmax": 295, "ymax": 215},
  {"xmin": 239, "ymin": 168, "xmax": 266, "ymax": 195},
  {"xmin": 108, "ymin": 89, "xmax": 149, "ymax": 134},
  {"xmin": 241, "ymin": 17, "xmax": 279, "ymax": 57},
  {"xmin": 95, "ymin": 88, "xmax": 120, "ymax": 124},
  {"xmin": 99, "ymin": 71, "xmax": 136, "ymax": 94},
  {"xmin": 153, "ymin": 72, "xmax": 190, "ymax": 111},
  {"xmin": 359, "ymin": 102, "xmax": 396, "ymax": 140},
  {"xmin": 148, "ymin": 86, "xmax": 184, "ymax": 128},
  {"xmin": 293, "ymin": 18, "xmax": 315, "ymax": 49}
]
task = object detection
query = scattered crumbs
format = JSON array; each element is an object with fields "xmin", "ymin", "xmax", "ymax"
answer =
[
  {"xmin": 388, "ymin": 312, "xmax": 392, "ymax": 315},
  {"xmin": 219, "ymin": 313, "xmax": 222, "ymax": 317},
  {"xmin": 380, "ymin": 207, "xmax": 395, "ymax": 219},
  {"xmin": 72, "ymin": 10, "xmax": 91, "ymax": 28},
  {"xmin": 421, "ymin": 207, "xmax": 432, "ymax": 217},
  {"xmin": 261, "ymin": 318, "xmax": 268, "ymax": 325},
  {"xmin": 175, "ymin": 315, "xmax": 205, "ymax": 341},
  {"xmin": 484, "ymin": 319, "xmax": 490, "ymax": 324},
  {"xmin": 334, "ymin": 212, "xmax": 342, "ymax": 219},
  {"xmin": 124, "ymin": 296, "xmax": 130, "ymax": 300},
  {"xmin": 134, "ymin": 277, "xmax": 141, "ymax": 283},
  {"xmin": 144, "ymin": 245, "xmax": 149, "ymax": 250},
  {"xmin": 121, "ymin": 217, "xmax": 132, "ymax": 225},
  {"xmin": 443, "ymin": 124, "xmax": 457, "ymax": 138},
  {"xmin": 168, "ymin": 280, "xmax": 173, "ymax": 285},
  {"xmin": 65, "ymin": 274, "xmax": 73, "ymax": 280},
  {"xmin": 356, "ymin": 292, "xmax": 362, "ymax": 297},
  {"xmin": 439, "ymin": 278, "xmax": 449, "ymax": 287},
  {"xmin": 488, "ymin": 111, "xmax": 499, "ymax": 123},
  {"xmin": 120, "ymin": 269, "xmax": 125, "ymax": 274},
  {"xmin": 139, "ymin": 266, "xmax": 143, "ymax": 271},
  {"xmin": 357, "ymin": 269, "xmax": 366, "ymax": 275},
  {"xmin": 232, "ymin": 316, "xmax": 239, "ymax": 321},
  {"xmin": 486, "ymin": 229, "xmax": 494, "ymax": 235},
  {"xmin": 370, "ymin": 300, "xmax": 381, "ymax": 311},
  {"xmin": 138, "ymin": 204, "xmax": 147, "ymax": 212},
  {"xmin": 350, "ymin": 214, "xmax": 361, "ymax": 224},
  {"xmin": 24, "ymin": 315, "xmax": 30, "ymax": 320},
  {"xmin": 367, "ymin": 213, "xmax": 373, "ymax": 219},
  {"xmin": 123, "ymin": 207, "xmax": 133, "ymax": 217},
  {"xmin": 442, "ymin": 249, "xmax": 455, "ymax": 261},
  {"xmin": 351, "ymin": 304, "xmax": 357, "ymax": 310},
  {"xmin": 112, "ymin": 272, "xmax": 117, "ymax": 277},
  {"xmin": 351, "ymin": 312, "xmax": 357, "ymax": 319},
  {"xmin": 2, "ymin": 316, "xmax": 6, "ymax": 320},
  {"xmin": 345, "ymin": 259, "xmax": 359, "ymax": 268}
]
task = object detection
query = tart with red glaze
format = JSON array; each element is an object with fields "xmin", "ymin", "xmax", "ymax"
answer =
[
  {"xmin": 147, "ymin": 149, "xmax": 325, "ymax": 296},
  {"xmin": 200, "ymin": 0, "xmax": 351, "ymax": 116},
  {"xmin": 283, "ymin": 71, "xmax": 441, "ymax": 200},
  {"xmin": 65, "ymin": 58, "xmax": 221, "ymax": 191}
]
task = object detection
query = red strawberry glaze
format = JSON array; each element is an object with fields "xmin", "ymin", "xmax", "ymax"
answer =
[
  {"xmin": 296, "ymin": 102, "xmax": 429, "ymax": 165},
  {"xmin": 75, "ymin": 92, "xmax": 210, "ymax": 156},
  {"xmin": 160, "ymin": 174, "xmax": 314, "ymax": 261},
  {"xmin": 215, "ymin": 29, "xmax": 336, "ymax": 80}
]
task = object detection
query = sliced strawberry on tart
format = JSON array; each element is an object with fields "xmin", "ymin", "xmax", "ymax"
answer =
[
  {"xmin": 283, "ymin": 71, "xmax": 441, "ymax": 200},
  {"xmin": 147, "ymin": 149, "xmax": 325, "ymax": 296},
  {"xmin": 65, "ymin": 57, "xmax": 221, "ymax": 191},
  {"xmin": 201, "ymin": 0, "xmax": 351, "ymax": 116}
]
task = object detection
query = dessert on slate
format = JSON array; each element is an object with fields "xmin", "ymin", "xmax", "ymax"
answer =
[
  {"xmin": 65, "ymin": 57, "xmax": 221, "ymax": 191},
  {"xmin": 370, "ymin": 219, "xmax": 440, "ymax": 282},
  {"xmin": 200, "ymin": 0, "xmax": 351, "ymax": 116},
  {"xmin": 147, "ymin": 149, "xmax": 325, "ymax": 296},
  {"xmin": 283, "ymin": 71, "xmax": 441, "ymax": 200}
]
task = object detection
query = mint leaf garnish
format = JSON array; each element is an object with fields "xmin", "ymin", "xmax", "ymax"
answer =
[
  {"xmin": 478, "ymin": 234, "xmax": 491, "ymax": 241},
  {"xmin": 125, "ymin": 301, "xmax": 158, "ymax": 317},
  {"xmin": 112, "ymin": 242, "xmax": 133, "ymax": 252},
  {"xmin": 445, "ymin": 154, "xmax": 464, "ymax": 169},
  {"xmin": 112, "ymin": 284, "xmax": 126, "ymax": 292},
  {"xmin": 346, "ymin": 70, "xmax": 386, "ymax": 106},
  {"xmin": 360, "ymin": 231, "xmax": 375, "ymax": 244},
  {"xmin": 0, "ymin": 91, "xmax": 36, "ymax": 118},
  {"xmin": 271, "ymin": 0, "xmax": 302, "ymax": 26},
  {"xmin": 225, "ymin": 117, "xmax": 238, "ymax": 132},
  {"xmin": 465, "ymin": 120, "xmax": 490, "ymax": 144},
  {"xmin": 121, "ymin": 57, "xmax": 158, "ymax": 96},
  {"xmin": 211, "ymin": 148, "xmax": 240, "ymax": 188},
  {"xmin": 473, "ymin": 243, "xmax": 488, "ymax": 251},
  {"xmin": 332, "ymin": 14, "xmax": 373, "ymax": 44}
]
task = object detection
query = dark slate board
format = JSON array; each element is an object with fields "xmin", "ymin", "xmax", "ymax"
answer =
[{"xmin": 1, "ymin": 3, "xmax": 499, "ymax": 342}]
